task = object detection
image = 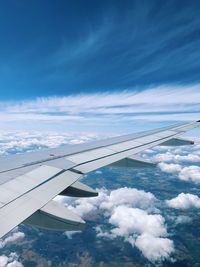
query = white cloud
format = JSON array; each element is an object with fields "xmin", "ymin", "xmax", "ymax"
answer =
[
  {"xmin": 0, "ymin": 232, "xmax": 25, "ymax": 249},
  {"xmin": 0, "ymin": 131, "xmax": 101, "ymax": 156},
  {"xmin": 109, "ymin": 206, "xmax": 166, "ymax": 237},
  {"xmin": 64, "ymin": 187, "xmax": 157, "ymax": 217},
  {"xmin": 154, "ymin": 152, "xmax": 175, "ymax": 162},
  {"xmin": 179, "ymin": 166, "xmax": 200, "ymax": 183},
  {"xmin": 0, "ymin": 229, "xmax": 24, "ymax": 266},
  {"xmin": 6, "ymin": 261, "xmax": 23, "ymax": 267},
  {"xmin": 100, "ymin": 187, "xmax": 156, "ymax": 211},
  {"xmin": 95, "ymin": 225, "xmax": 113, "ymax": 239},
  {"xmin": 0, "ymin": 86, "xmax": 199, "ymax": 131},
  {"xmin": 107, "ymin": 206, "xmax": 174, "ymax": 262},
  {"xmin": 166, "ymin": 193, "xmax": 200, "ymax": 209},
  {"xmin": 65, "ymin": 188, "xmax": 109, "ymax": 217},
  {"xmin": 175, "ymin": 154, "xmax": 200, "ymax": 163},
  {"xmin": 3, "ymin": 86, "xmax": 200, "ymax": 114},
  {"xmin": 151, "ymin": 142, "xmax": 200, "ymax": 184},
  {"xmin": 154, "ymin": 152, "xmax": 200, "ymax": 163},
  {"xmin": 0, "ymin": 253, "xmax": 23, "ymax": 267},
  {"xmin": 0, "ymin": 256, "xmax": 8, "ymax": 267},
  {"xmin": 158, "ymin": 162, "xmax": 182, "ymax": 173},
  {"xmin": 64, "ymin": 231, "xmax": 81, "ymax": 239},
  {"xmin": 135, "ymin": 233, "xmax": 174, "ymax": 262},
  {"xmin": 175, "ymin": 215, "xmax": 192, "ymax": 224},
  {"xmin": 59, "ymin": 187, "xmax": 174, "ymax": 262}
]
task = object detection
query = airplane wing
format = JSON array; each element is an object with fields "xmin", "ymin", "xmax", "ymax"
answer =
[{"xmin": 0, "ymin": 121, "xmax": 199, "ymax": 238}]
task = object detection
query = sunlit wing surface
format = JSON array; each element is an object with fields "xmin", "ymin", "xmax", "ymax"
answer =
[{"xmin": 0, "ymin": 121, "xmax": 199, "ymax": 238}]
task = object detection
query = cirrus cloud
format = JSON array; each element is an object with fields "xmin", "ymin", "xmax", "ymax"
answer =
[{"xmin": 0, "ymin": 85, "xmax": 199, "ymax": 132}]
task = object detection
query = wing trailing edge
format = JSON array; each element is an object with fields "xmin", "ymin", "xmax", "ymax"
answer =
[
  {"xmin": 109, "ymin": 155, "xmax": 156, "ymax": 168},
  {"xmin": 159, "ymin": 137, "xmax": 195, "ymax": 146},
  {"xmin": 60, "ymin": 180, "xmax": 98, "ymax": 198},
  {"xmin": 25, "ymin": 200, "xmax": 85, "ymax": 231}
]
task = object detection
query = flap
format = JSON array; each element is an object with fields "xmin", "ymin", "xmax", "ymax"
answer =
[
  {"xmin": 0, "ymin": 170, "xmax": 81, "ymax": 238},
  {"xmin": 25, "ymin": 200, "xmax": 85, "ymax": 231},
  {"xmin": 159, "ymin": 137, "xmax": 194, "ymax": 146},
  {"xmin": 60, "ymin": 181, "xmax": 98, "ymax": 197},
  {"xmin": 109, "ymin": 155, "xmax": 156, "ymax": 168}
]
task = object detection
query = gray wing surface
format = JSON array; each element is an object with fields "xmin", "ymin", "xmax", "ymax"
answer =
[{"xmin": 0, "ymin": 121, "xmax": 199, "ymax": 238}]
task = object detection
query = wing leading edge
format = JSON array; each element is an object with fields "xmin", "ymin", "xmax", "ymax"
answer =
[{"xmin": 0, "ymin": 121, "xmax": 199, "ymax": 238}]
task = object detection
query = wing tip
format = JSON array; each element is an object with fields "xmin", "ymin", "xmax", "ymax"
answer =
[{"xmin": 196, "ymin": 120, "xmax": 200, "ymax": 122}]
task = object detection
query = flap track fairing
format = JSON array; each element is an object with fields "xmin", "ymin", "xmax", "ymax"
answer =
[{"xmin": 60, "ymin": 181, "xmax": 98, "ymax": 198}]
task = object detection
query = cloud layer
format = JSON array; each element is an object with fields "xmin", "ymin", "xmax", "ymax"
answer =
[
  {"xmin": 0, "ymin": 85, "xmax": 199, "ymax": 131},
  {"xmin": 0, "ymin": 131, "xmax": 100, "ymax": 156}
]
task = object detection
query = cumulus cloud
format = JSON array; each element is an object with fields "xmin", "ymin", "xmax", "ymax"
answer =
[
  {"xmin": 95, "ymin": 225, "xmax": 113, "ymax": 239},
  {"xmin": 109, "ymin": 207, "xmax": 166, "ymax": 237},
  {"xmin": 153, "ymin": 142, "xmax": 200, "ymax": 184},
  {"xmin": 63, "ymin": 188, "xmax": 109, "ymax": 217},
  {"xmin": 179, "ymin": 166, "xmax": 200, "ymax": 183},
  {"xmin": 7, "ymin": 261, "xmax": 23, "ymax": 267},
  {"xmin": 166, "ymin": 193, "xmax": 200, "ymax": 209},
  {"xmin": 106, "ymin": 206, "xmax": 174, "ymax": 262},
  {"xmin": 58, "ymin": 187, "xmax": 174, "ymax": 262},
  {"xmin": 0, "ymin": 256, "xmax": 8, "ymax": 267},
  {"xmin": 0, "ymin": 230, "xmax": 24, "ymax": 266},
  {"xmin": 0, "ymin": 253, "xmax": 23, "ymax": 267},
  {"xmin": 135, "ymin": 233, "xmax": 174, "ymax": 262},
  {"xmin": 62, "ymin": 187, "xmax": 157, "ymax": 217},
  {"xmin": 158, "ymin": 163, "xmax": 182, "ymax": 173},
  {"xmin": 154, "ymin": 152, "xmax": 200, "ymax": 163},
  {"xmin": 100, "ymin": 187, "xmax": 156, "ymax": 211},
  {"xmin": 0, "ymin": 231, "xmax": 25, "ymax": 249}
]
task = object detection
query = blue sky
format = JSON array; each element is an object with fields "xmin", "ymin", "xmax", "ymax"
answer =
[{"xmin": 0, "ymin": 0, "xmax": 200, "ymax": 133}]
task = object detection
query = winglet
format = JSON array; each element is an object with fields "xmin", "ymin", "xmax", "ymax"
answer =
[{"xmin": 197, "ymin": 120, "xmax": 200, "ymax": 122}]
